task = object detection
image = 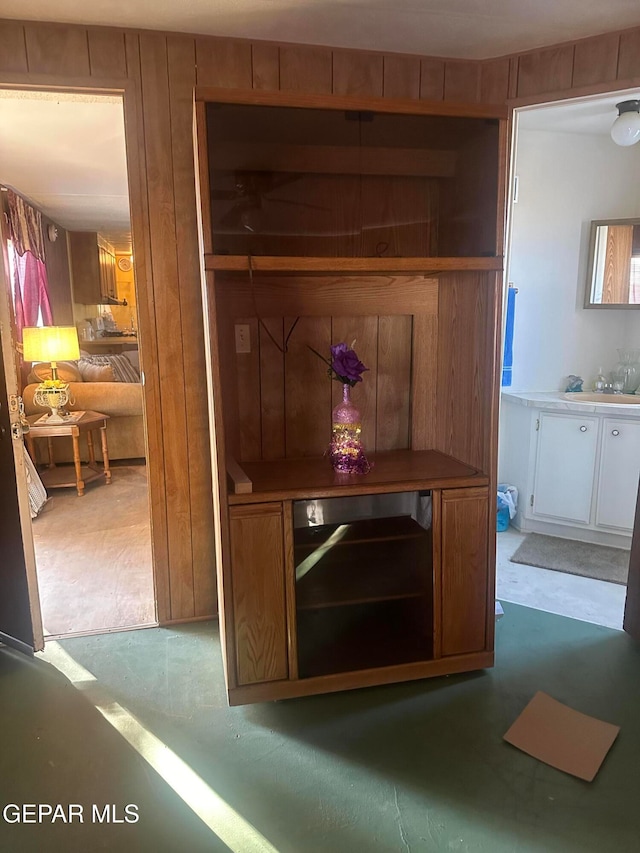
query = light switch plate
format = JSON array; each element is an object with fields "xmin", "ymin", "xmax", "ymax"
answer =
[{"xmin": 235, "ymin": 324, "xmax": 251, "ymax": 353}]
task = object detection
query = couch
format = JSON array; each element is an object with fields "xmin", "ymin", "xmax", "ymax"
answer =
[{"xmin": 23, "ymin": 354, "xmax": 145, "ymax": 463}]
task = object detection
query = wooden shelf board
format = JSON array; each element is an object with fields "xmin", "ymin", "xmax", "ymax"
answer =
[
  {"xmin": 296, "ymin": 518, "xmax": 430, "ymax": 610},
  {"xmin": 39, "ymin": 463, "xmax": 105, "ymax": 490},
  {"xmin": 205, "ymin": 255, "xmax": 503, "ymax": 275},
  {"xmin": 297, "ymin": 590, "xmax": 426, "ymax": 612},
  {"xmin": 294, "ymin": 514, "xmax": 425, "ymax": 548},
  {"xmin": 210, "ymin": 142, "xmax": 458, "ymax": 178},
  {"xmin": 295, "ymin": 529, "xmax": 424, "ymax": 552},
  {"xmin": 228, "ymin": 449, "xmax": 487, "ymax": 505}
]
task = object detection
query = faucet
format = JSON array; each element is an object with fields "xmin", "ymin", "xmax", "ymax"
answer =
[{"xmin": 599, "ymin": 378, "xmax": 624, "ymax": 394}]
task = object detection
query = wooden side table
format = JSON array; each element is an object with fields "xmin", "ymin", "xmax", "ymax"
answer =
[{"xmin": 25, "ymin": 410, "xmax": 112, "ymax": 496}]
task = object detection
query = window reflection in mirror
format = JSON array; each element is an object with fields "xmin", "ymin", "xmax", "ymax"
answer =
[{"xmin": 587, "ymin": 219, "xmax": 640, "ymax": 307}]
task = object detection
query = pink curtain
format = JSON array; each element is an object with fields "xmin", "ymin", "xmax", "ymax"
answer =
[
  {"xmin": 11, "ymin": 249, "xmax": 53, "ymax": 340},
  {"xmin": 6, "ymin": 189, "xmax": 53, "ymax": 341}
]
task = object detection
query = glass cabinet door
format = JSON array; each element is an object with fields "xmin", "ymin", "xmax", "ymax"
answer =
[
  {"xmin": 293, "ymin": 491, "xmax": 434, "ymax": 678},
  {"xmin": 206, "ymin": 103, "xmax": 499, "ymax": 259}
]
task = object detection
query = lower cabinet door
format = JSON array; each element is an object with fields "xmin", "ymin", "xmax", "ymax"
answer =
[
  {"xmin": 596, "ymin": 419, "xmax": 640, "ymax": 531},
  {"xmin": 533, "ymin": 413, "xmax": 599, "ymax": 524},
  {"xmin": 440, "ymin": 487, "xmax": 489, "ymax": 656},
  {"xmin": 229, "ymin": 503, "xmax": 288, "ymax": 685}
]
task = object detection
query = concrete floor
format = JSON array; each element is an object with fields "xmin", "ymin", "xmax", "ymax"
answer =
[
  {"xmin": 496, "ymin": 528, "xmax": 626, "ymax": 631},
  {"xmin": 2, "ymin": 604, "xmax": 639, "ymax": 852}
]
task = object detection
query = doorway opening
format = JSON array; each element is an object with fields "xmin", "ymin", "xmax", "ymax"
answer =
[
  {"xmin": 0, "ymin": 88, "xmax": 156, "ymax": 639},
  {"xmin": 497, "ymin": 88, "xmax": 640, "ymax": 631}
]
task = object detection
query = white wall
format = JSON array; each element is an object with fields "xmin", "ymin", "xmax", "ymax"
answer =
[{"xmin": 508, "ymin": 129, "xmax": 640, "ymax": 392}]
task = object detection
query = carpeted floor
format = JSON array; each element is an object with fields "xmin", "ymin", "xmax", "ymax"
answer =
[
  {"xmin": 32, "ymin": 463, "xmax": 156, "ymax": 637},
  {"xmin": 510, "ymin": 533, "xmax": 630, "ymax": 585}
]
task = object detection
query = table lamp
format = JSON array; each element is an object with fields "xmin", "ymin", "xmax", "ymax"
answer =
[{"xmin": 23, "ymin": 326, "xmax": 80, "ymax": 423}]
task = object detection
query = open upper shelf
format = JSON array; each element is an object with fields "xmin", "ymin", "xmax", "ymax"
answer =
[
  {"xmin": 227, "ymin": 449, "xmax": 487, "ymax": 504},
  {"xmin": 205, "ymin": 102, "xmax": 502, "ymax": 260}
]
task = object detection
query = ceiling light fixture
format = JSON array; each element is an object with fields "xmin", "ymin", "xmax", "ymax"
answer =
[{"xmin": 611, "ymin": 99, "xmax": 640, "ymax": 146}]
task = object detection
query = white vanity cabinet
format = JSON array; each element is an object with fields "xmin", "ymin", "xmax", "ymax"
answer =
[
  {"xmin": 532, "ymin": 413, "xmax": 599, "ymax": 523},
  {"xmin": 500, "ymin": 393, "xmax": 640, "ymax": 547},
  {"xmin": 596, "ymin": 419, "xmax": 640, "ymax": 531}
]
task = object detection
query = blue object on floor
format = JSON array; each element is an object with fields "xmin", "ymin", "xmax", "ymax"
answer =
[
  {"xmin": 502, "ymin": 285, "xmax": 516, "ymax": 387},
  {"xmin": 497, "ymin": 483, "xmax": 518, "ymax": 531}
]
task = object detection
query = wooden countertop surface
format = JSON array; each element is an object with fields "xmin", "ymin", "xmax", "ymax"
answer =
[{"xmin": 227, "ymin": 449, "xmax": 487, "ymax": 504}]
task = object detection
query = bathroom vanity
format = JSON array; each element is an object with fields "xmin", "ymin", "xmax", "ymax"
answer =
[{"xmin": 500, "ymin": 391, "xmax": 640, "ymax": 548}]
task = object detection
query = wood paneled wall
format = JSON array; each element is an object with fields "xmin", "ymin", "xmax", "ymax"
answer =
[
  {"xmin": 227, "ymin": 314, "xmax": 417, "ymax": 462},
  {"xmin": 3, "ymin": 16, "xmax": 640, "ymax": 621},
  {"xmin": 603, "ymin": 225, "xmax": 633, "ymax": 304},
  {"xmin": 503, "ymin": 27, "xmax": 640, "ymax": 102},
  {"xmin": 215, "ymin": 274, "xmax": 438, "ymax": 463}
]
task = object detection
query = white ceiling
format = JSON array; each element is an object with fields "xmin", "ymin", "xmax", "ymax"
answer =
[
  {"xmin": 0, "ymin": 90, "xmax": 131, "ymax": 252},
  {"xmin": 3, "ymin": 0, "xmax": 640, "ymax": 59}
]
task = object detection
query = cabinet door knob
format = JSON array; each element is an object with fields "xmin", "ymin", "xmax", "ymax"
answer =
[
  {"xmin": 580, "ymin": 425, "xmax": 588, "ymax": 432},
  {"xmin": 611, "ymin": 429, "xmax": 620, "ymax": 436}
]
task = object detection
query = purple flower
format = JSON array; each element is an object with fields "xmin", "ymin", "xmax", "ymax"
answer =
[{"xmin": 331, "ymin": 343, "xmax": 369, "ymax": 385}]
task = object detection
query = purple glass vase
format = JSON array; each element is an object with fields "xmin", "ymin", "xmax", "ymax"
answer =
[{"xmin": 329, "ymin": 384, "xmax": 371, "ymax": 474}]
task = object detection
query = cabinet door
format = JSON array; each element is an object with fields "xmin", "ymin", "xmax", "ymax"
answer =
[
  {"xmin": 229, "ymin": 503, "xmax": 288, "ymax": 685},
  {"xmin": 596, "ymin": 419, "xmax": 640, "ymax": 531},
  {"xmin": 98, "ymin": 246, "xmax": 117, "ymax": 300},
  {"xmin": 110, "ymin": 253, "xmax": 117, "ymax": 298},
  {"xmin": 69, "ymin": 232, "xmax": 100, "ymax": 304},
  {"xmin": 98, "ymin": 246, "xmax": 108, "ymax": 300},
  {"xmin": 440, "ymin": 487, "xmax": 489, "ymax": 656},
  {"xmin": 533, "ymin": 413, "xmax": 599, "ymax": 524}
]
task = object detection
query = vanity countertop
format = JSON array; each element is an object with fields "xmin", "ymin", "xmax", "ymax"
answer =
[{"xmin": 502, "ymin": 390, "xmax": 640, "ymax": 417}]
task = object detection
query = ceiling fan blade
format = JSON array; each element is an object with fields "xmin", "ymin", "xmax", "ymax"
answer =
[
  {"xmin": 264, "ymin": 172, "xmax": 304, "ymax": 191},
  {"xmin": 235, "ymin": 171, "xmax": 304, "ymax": 195},
  {"xmin": 267, "ymin": 196, "xmax": 329, "ymax": 211},
  {"xmin": 218, "ymin": 196, "xmax": 265, "ymax": 232},
  {"xmin": 211, "ymin": 189, "xmax": 240, "ymax": 200},
  {"xmin": 218, "ymin": 202, "xmax": 247, "ymax": 230}
]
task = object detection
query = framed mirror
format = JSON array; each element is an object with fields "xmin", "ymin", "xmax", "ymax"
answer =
[{"xmin": 586, "ymin": 218, "xmax": 640, "ymax": 308}]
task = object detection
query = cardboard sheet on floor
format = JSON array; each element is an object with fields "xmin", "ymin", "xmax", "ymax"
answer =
[{"xmin": 503, "ymin": 691, "xmax": 619, "ymax": 781}]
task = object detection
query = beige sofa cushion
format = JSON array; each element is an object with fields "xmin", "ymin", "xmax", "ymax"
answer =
[
  {"xmin": 76, "ymin": 360, "xmax": 115, "ymax": 382},
  {"xmin": 28, "ymin": 361, "xmax": 82, "ymax": 384},
  {"xmin": 23, "ymin": 382, "xmax": 143, "ymax": 418}
]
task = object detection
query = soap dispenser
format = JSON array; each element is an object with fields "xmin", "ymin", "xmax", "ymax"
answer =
[{"xmin": 594, "ymin": 367, "xmax": 607, "ymax": 393}]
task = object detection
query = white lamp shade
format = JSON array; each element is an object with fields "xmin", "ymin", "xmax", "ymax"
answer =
[
  {"xmin": 611, "ymin": 111, "xmax": 640, "ymax": 146},
  {"xmin": 23, "ymin": 326, "xmax": 80, "ymax": 363}
]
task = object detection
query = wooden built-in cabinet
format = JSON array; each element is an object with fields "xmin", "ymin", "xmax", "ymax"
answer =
[
  {"xmin": 197, "ymin": 91, "xmax": 505, "ymax": 705},
  {"xmin": 69, "ymin": 232, "xmax": 117, "ymax": 304}
]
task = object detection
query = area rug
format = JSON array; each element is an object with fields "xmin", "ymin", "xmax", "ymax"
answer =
[{"xmin": 510, "ymin": 533, "xmax": 630, "ymax": 585}]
